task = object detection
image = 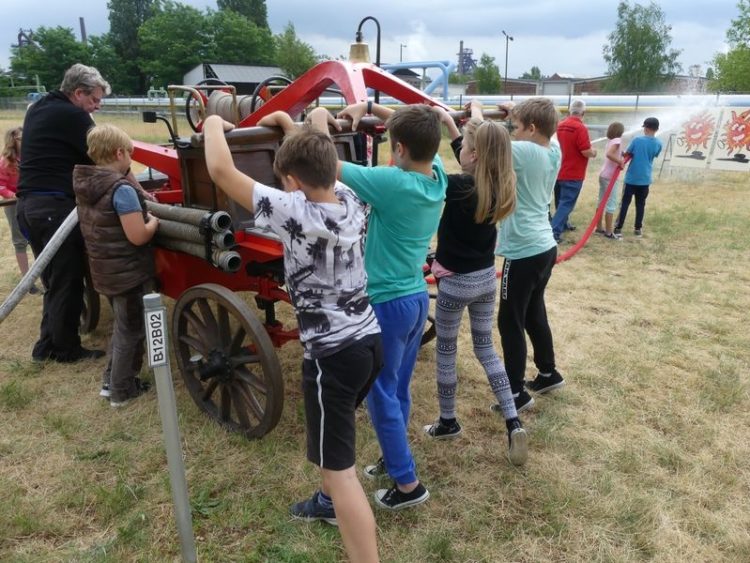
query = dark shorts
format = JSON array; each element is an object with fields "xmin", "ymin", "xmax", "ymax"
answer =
[{"xmin": 303, "ymin": 333, "xmax": 383, "ymax": 471}]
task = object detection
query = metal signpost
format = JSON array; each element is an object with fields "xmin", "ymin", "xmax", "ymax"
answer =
[{"xmin": 144, "ymin": 292, "xmax": 197, "ymax": 563}]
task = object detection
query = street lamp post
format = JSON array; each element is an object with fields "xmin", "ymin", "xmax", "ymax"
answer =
[
  {"xmin": 400, "ymin": 43, "xmax": 407, "ymax": 62},
  {"xmin": 502, "ymin": 30, "xmax": 513, "ymax": 94},
  {"xmin": 355, "ymin": 16, "xmax": 382, "ymax": 165}
]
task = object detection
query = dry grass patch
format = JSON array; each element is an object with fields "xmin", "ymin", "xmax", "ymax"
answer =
[{"xmin": 1, "ymin": 111, "xmax": 749, "ymax": 561}]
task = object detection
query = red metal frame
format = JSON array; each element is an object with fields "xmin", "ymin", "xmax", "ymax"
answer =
[{"xmin": 132, "ymin": 60, "xmax": 444, "ymax": 347}]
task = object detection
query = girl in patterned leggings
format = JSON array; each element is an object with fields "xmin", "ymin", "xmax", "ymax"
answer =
[{"xmin": 424, "ymin": 103, "xmax": 528, "ymax": 465}]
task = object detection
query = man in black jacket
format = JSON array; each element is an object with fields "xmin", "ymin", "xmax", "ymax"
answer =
[{"xmin": 16, "ymin": 64, "xmax": 110, "ymax": 363}]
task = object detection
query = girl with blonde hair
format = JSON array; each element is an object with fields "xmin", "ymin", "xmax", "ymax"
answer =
[{"xmin": 424, "ymin": 102, "xmax": 527, "ymax": 466}]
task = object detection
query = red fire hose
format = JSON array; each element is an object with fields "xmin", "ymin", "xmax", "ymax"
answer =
[
  {"xmin": 424, "ymin": 154, "xmax": 631, "ymax": 284},
  {"xmin": 555, "ymin": 154, "xmax": 631, "ymax": 264}
]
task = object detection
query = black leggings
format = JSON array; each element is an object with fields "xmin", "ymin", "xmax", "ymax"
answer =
[{"xmin": 497, "ymin": 247, "xmax": 557, "ymax": 394}]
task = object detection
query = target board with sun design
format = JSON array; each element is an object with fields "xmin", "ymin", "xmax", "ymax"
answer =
[
  {"xmin": 710, "ymin": 107, "xmax": 750, "ymax": 171},
  {"xmin": 672, "ymin": 109, "xmax": 722, "ymax": 169}
]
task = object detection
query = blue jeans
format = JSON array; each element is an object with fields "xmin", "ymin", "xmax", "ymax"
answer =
[
  {"xmin": 551, "ymin": 180, "xmax": 584, "ymax": 239},
  {"xmin": 366, "ymin": 292, "xmax": 428, "ymax": 485}
]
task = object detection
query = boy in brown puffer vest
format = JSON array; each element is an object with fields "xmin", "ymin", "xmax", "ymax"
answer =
[{"xmin": 73, "ymin": 124, "xmax": 159, "ymax": 407}]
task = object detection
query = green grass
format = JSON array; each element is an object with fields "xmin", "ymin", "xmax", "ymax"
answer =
[{"xmin": 1, "ymin": 111, "xmax": 749, "ymax": 561}]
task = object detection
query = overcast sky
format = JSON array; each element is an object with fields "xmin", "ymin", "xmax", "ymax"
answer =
[{"xmin": 0, "ymin": 0, "xmax": 738, "ymax": 83}]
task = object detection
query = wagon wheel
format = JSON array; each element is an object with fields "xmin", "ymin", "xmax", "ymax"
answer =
[
  {"xmin": 80, "ymin": 263, "xmax": 100, "ymax": 334},
  {"xmin": 172, "ymin": 283, "xmax": 283, "ymax": 439},
  {"xmin": 420, "ymin": 291, "xmax": 437, "ymax": 346},
  {"xmin": 420, "ymin": 252, "xmax": 437, "ymax": 346}
]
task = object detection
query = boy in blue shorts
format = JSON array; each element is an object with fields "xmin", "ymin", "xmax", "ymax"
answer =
[
  {"xmin": 335, "ymin": 102, "xmax": 448, "ymax": 510},
  {"xmin": 615, "ymin": 117, "xmax": 662, "ymax": 238},
  {"xmin": 204, "ymin": 111, "xmax": 382, "ymax": 562}
]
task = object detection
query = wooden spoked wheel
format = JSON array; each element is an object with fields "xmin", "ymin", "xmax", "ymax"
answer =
[
  {"xmin": 420, "ymin": 253, "xmax": 437, "ymax": 346},
  {"xmin": 421, "ymin": 291, "xmax": 437, "ymax": 346},
  {"xmin": 172, "ymin": 283, "xmax": 283, "ymax": 439},
  {"xmin": 80, "ymin": 265, "xmax": 100, "ymax": 334}
]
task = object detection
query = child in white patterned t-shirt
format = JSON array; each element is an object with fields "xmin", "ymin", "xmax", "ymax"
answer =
[{"xmin": 203, "ymin": 111, "xmax": 381, "ymax": 563}]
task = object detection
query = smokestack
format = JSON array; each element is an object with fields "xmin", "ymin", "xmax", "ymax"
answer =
[{"xmin": 79, "ymin": 17, "xmax": 87, "ymax": 43}]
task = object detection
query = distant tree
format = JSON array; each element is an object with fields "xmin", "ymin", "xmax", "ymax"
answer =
[
  {"xmin": 107, "ymin": 0, "xmax": 159, "ymax": 93},
  {"xmin": 10, "ymin": 26, "xmax": 89, "ymax": 91},
  {"xmin": 207, "ymin": 9, "xmax": 275, "ymax": 65},
  {"xmin": 709, "ymin": 48, "xmax": 750, "ymax": 92},
  {"xmin": 448, "ymin": 72, "xmax": 470, "ymax": 85},
  {"xmin": 520, "ymin": 66, "xmax": 542, "ymax": 80},
  {"xmin": 88, "ymin": 34, "xmax": 131, "ymax": 94},
  {"xmin": 474, "ymin": 53, "xmax": 501, "ymax": 94},
  {"xmin": 275, "ymin": 23, "xmax": 317, "ymax": 78},
  {"xmin": 138, "ymin": 1, "xmax": 210, "ymax": 87},
  {"xmin": 709, "ymin": 0, "xmax": 750, "ymax": 92},
  {"xmin": 217, "ymin": 0, "xmax": 268, "ymax": 28},
  {"xmin": 726, "ymin": 0, "xmax": 750, "ymax": 45},
  {"xmin": 602, "ymin": 1, "xmax": 682, "ymax": 92},
  {"xmin": 705, "ymin": 67, "xmax": 715, "ymax": 81}
]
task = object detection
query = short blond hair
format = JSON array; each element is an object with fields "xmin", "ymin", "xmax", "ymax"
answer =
[
  {"xmin": 86, "ymin": 124, "xmax": 133, "ymax": 165},
  {"xmin": 511, "ymin": 97, "xmax": 559, "ymax": 140}
]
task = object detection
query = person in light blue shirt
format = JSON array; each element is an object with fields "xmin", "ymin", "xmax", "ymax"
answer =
[
  {"xmin": 494, "ymin": 98, "xmax": 566, "ymax": 414},
  {"xmin": 615, "ymin": 117, "xmax": 662, "ymax": 237}
]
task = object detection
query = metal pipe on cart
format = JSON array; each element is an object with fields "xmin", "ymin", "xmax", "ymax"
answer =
[
  {"xmin": 156, "ymin": 218, "xmax": 235, "ymax": 249},
  {"xmin": 145, "ymin": 200, "xmax": 231, "ymax": 232},
  {"xmin": 154, "ymin": 237, "xmax": 242, "ymax": 273},
  {"xmin": 142, "ymin": 292, "xmax": 197, "ymax": 563},
  {"xmin": 0, "ymin": 208, "xmax": 78, "ymax": 325}
]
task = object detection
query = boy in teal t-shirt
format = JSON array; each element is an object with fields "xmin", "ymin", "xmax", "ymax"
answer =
[
  {"xmin": 337, "ymin": 102, "xmax": 447, "ymax": 511},
  {"xmin": 494, "ymin": 98, "xmax": 566, "ymax": 414}
]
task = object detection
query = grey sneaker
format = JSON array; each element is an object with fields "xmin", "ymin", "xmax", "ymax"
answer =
[
  {"xmin": 363, "ymin": 457, "xmax": 386, "ymax": 480},
  {"xmin": 634, "ymin": 228, "xmax": 643, "ymax": 237},
  {"xmin": 507, "ymin": 419, "xmax": 529, "ymax": 466},
  {"xmin": 290, "ymin": 490, "xmax": 337, "ymax": 526}
]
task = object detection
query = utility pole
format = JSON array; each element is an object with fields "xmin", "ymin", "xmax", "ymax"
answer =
[{"xmin": 502, "ymin": 30, "xmax": 513, "ymax": 94}]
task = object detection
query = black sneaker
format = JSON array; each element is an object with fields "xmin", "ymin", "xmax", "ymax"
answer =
[
  {"xmin": 634, "ymin": 228, "xmax": 643, "ymax": 237},
  {"xmin": 614, "ymin": 228, "xmax": 622, "ymax": 236},
  {"xmin": 527, "ymin": 370, "xmax": 565, "ymax": 394},
  {"xmin": 290, "ymin": 490, "xmax": 337, "ymax": 526},
  {"xmin": 491, "ymin": 389, "xmax": 535, "ymax": 414},
  {"xmin": 374, "ymin": 482, "xmax": 429, "ymax": 511},
  {"xmin": 423, "ymin": 418, "xmax": 462, "ymax": 439},
  {"xmin": 363, "ymin": 457, "xmax": 386, "ymax": 480},
  {"xmin": 110, "ymin": 378, "xmax": 152, "ymax": 408},
  {"xmin": 53, "ymin": 347, "xmax": 106, "ymax": 363},
  {"xmin": 506, "ymin": 419, "xmax": 528, "ymax": 466},
  {"xmin": 564, "ymin": 223, "xmax": 577, "ymax": 232},
  {"xmin": 604, "ymin": 232, "xmax": 622, "ymax": 240}
]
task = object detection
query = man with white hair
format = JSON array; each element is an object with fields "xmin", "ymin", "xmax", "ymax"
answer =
[
  {"xmin": 16, "ymin": 64, "xmax": 110, "ymax": 363},
  {"xmin": 550, "ymin": 99, "xmax": 596, "ymax": 243}
]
